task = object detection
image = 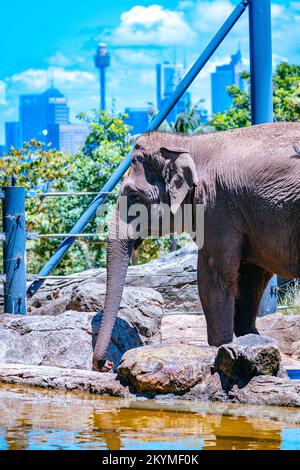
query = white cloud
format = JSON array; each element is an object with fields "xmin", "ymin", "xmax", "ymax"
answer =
[
  {"xmin": 9, "ymin": 67, "xmax": 96, "ymax": 91},
  {"xmin": 290, "ymin": 2, "xmax": 300, "ymax": 12},
  {"xmin": 178, "ymin": 0, "xmax": 194, "ymax": 10},
  {"xmin": 47, "ymin": 51, "xmax": 71, "ymax": 67},
  {"xmin": 47, "ymin": 51, "xmax": 86, "ymax": 67},
  {"xmin": 271, "ymin": 4, "xmax": 285, "ymax": 21},
  {"xmin": 114, "ymin": 49, "xmax": 158, "ymax": 66},
  {"xmin": 111, "ymin": 5, "xmax": 196, "ymax": 46},
  {"xmin": 194, "ymin": 0, "xmax": 234, "ymax": 33}
]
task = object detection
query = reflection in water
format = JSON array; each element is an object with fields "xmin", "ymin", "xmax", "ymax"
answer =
[{"xmin": 0, "ymin": 384, "xmax": 298, "ymax": 450}]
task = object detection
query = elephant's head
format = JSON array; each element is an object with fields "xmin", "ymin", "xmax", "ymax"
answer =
[{"xmin": 92, "ymin": 133, "xmax": 199, "ymax": 371}]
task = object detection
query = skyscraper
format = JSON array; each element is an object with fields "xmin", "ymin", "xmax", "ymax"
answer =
[
  {"xmin": 211, "ymin": 49, "xmax": 244, "ymax": 114},
  {"xmin": 4, "ymin": 87, "xmax": 87, "ymax": 154},
  {"xmin": 124, "ymin": 107, "xmax": 149, "ymax": 135},
  {"xmin": 5, "ymin": 122, "xmax": 20, "ymax": 150},
  {"xmin": 47, "ymin": 123, "xmax": 90, "ymax": 154},
  {"xmin": 156, "ymin": 62, "xmax": 190, "ymax": 124},
  {"xmin": 19, "ymin": 87, "xmax": 70, "ymax": 143}
]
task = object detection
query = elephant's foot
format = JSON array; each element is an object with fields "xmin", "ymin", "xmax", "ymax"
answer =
[
  {"xmin": 207, "ymin": 333, "xmax": 233, "ymax": 347},
  {"xmin": 234, "ymin": 325, "xmax": 260, "ymax": 337},
  {"xmin": 92, "ymin": 358, "xmax": 114, "ymax": 373}
]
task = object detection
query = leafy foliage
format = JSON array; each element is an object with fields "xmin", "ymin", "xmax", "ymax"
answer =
[
  {"xmin": 210, "ymin": 63, "xmax": 300, "ymax": 130},
  {"xmin": 0, "ymin": 111, "xmax": 131, "ymax": 275}
]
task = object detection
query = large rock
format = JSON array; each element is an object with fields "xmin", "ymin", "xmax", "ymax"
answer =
[
  {"xmin": 183, "ymin": 374, "xmax": 300, "ymax": 407},
  {"xmin": 214, "ymin": 334, "xmax": 281, "ymax": 388},
  {"xmin": 125, "ymin": 244, "xmax": 201, "ymax": 314},
  {"xmin": 0, "ymin": 287, "xmax": 164, "ymax": 370},
  {"xmin": 118, "ymin": 344, "xmax": 217, "ymax": 395},
  {"xmin": 257, "ymin": 314, "xmax": 300, "ymax": 357},
  {"xmin": 228, "ymin": 376, "xmax": 300, "ymax": 407},
  {"xmin": 0, "ymin": 363, "xmax": 129, "ymax": 397},
  {"xmin": 25, "ymin": 243, "xmax": 202, "ymax": 316}
]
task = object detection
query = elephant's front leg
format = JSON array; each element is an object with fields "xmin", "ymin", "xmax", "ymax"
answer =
[{"xmin": 197, "ymin": 249, "xmax": 240, "ymax": 347}]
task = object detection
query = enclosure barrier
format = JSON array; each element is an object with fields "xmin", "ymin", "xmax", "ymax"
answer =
[{"xmin": 0, "ymin": 0, "xmax": 279, "ymax": 315}]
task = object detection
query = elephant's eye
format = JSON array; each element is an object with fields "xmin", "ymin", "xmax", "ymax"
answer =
[{"xmin": 130, "ymin": 193, "xmax": 143, "ymax": 204}]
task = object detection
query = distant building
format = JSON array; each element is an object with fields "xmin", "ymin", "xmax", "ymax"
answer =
[
  {"xmin": 156, "ymin": 62, "xmax": 190, "ymax": 124},
  {"xmin": 4, "ymin": 87, "xmax": 88, "ymax": 154},
  {"xmin": 5, "ymin": 121, "xmax": 21, "ymax": 151},
  {"xmin": 195, "ymin": 107, "xmax": 209, "ymax": 125},
  {"xmin": 124, "ymin": 107, "xmax": 149, "ymax": 135},
  {"xmin": 19, "ymin": 87, "xmax": 70, "ymax": 143},
  {"xmin": 211, "ymin": 49, "xmax": 244, "ymax": 114},
  {"xmin": 47, "ymin": 124, "xmax": 90, "ymax": 154}
]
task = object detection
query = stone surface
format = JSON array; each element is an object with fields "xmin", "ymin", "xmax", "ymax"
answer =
[
  {"xmin": 118, "ymin": 344, "xmax": 217, "ymax": 395},
  {"xmin": 162, "ymin": 314, "xmax": 207, "ymax": 346},
  {"xmin": 291, "ymin": 341, "xmax": 300, "ymax": 361},
  {"xmin": 214, "ymin": 334, "xmax": 281, "ymax": 388},
  {"xmin": 182, "ymin": 374, "xmax": 300, "ymax": 407},
  {"xmin": 257, "ymin": 314, "xmax": 300, "ymax": 356},
  {"xmin": 182, "ymin": 373, "xmax": 228, "ymax": 403},
  {"xmin": 228, "ymin": 376, "xmax": 300, "ymax": 407},
  {"xmin": 0, "ymin": 363, "xmax": 129, "ymax": 397},
  {"xmin": 25, "ymin": 243, "xmax": 202, "ymax": 316},
  {"xmin": 0, "ymin": 287, "xmax": 164, "ymax": 370}
]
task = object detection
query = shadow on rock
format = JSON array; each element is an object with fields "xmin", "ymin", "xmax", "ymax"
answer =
[{"xmin": 91, "ymin": 312, "xmax": 143, "ymax": 371}]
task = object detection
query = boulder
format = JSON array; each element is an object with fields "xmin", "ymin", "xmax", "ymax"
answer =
[
  {"xmin": 291, "ymin": 341, "xmax": 300, "ymax": 361},
  {"xmin": 182, "ymin": 373, "xmax": 228, "ymax": 402},
  {"xmin": 214, "ymin": 334, "xmax": 281, "ymax": 389},
  {"xmin": 0, "ymin": 287, "xmax": 164, "ymax": 370},
  {"xmin": 183, "ymin": 374, "xmax": 300, "ymax": 407},
  {"xmin": 118, "ymin": 344, "xmax": 217, "ymax": 395},
  {"xmin": 25, "ymin": 243, "xmax": 202, "ymax": 316},
  {"xmin": 124, "ymin": 243, "xmax": 201, "ymax": 314},
  {"xmin": 69, "ymin": 283, "xmax": 163, "ymax": 346},
  {"xmin": 228, "ymin": 376, "xmax": 300, "ymax": 407},
  {"xmin": 28, "ymin": 287, "xmax": 73, "ymax": 316},
  {"xmin": 257, "ymin": 314, "xmax": 300, "ymax": 356},
  {"xmin": 0, "ymin": 363, "xmax": 129, "ymax": 397}
]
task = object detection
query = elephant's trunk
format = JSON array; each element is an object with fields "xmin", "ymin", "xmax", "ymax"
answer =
[{"xmin": 93, "ymin": 209, "xmax": 134, "ymax": 371}]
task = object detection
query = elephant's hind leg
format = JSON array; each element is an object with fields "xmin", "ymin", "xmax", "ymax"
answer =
[{"xmin": 234, "ymin": 263, "xmax": 272, "ymax": 337}]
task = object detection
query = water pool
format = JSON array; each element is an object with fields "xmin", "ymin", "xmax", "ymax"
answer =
[{"xmin": 0, "ymin": 384, "xmax": 299, "ymax": 450}]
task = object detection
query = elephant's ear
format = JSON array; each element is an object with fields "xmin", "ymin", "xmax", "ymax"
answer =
[{"xmin": 161, "ymin": 146, "xmax": 198, "ymax": 214}]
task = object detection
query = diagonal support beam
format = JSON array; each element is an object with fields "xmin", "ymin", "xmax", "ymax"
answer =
[{"xmin": 27, "ymin": 1, "xmax": 249, "ymax": 297}]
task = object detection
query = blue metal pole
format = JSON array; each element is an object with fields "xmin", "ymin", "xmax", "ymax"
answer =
[
  {"xmin": 27, "ymin": 0, "xmax": 249, "ymax": 297},
  {"xmin": 3, "ymin": 186, "xmax": 27, "ymax": 314},
  {"xmin": 249, "ymin": 0, "xmax": 277, "ymax": 315},
  {"xmin": 249, "ymin": 0, "xmax": 273, "ymax": 124}
]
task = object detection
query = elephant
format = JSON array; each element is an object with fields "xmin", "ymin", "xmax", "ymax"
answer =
[{"xmin": 92, "ymin": 121, "xmax": 300, "ymax": 371}]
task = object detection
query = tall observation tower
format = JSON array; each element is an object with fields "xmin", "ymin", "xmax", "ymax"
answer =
[{"xmin": 94, "ymin": 42, "xmax": 111, "ymax": 111}]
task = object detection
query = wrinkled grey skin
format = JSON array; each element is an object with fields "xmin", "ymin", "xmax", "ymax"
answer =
[{"xmin": 93, "ymin": 122, "xmax": 300, "ymax": 371}]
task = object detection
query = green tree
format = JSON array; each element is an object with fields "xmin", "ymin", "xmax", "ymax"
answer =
[
  {"xmin": 0, "ymin": 111, "xmax": 131, "ymax": 275},
  {"xmin": 210, "ymin": 62, "xmax": 300, "ymax": 130}
]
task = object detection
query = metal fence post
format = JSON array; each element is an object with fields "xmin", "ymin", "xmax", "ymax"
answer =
[
  {"xmin": 249, "ymin": 0, "xmax": 277, "ymax": 315},
  {"xmin": 2, "ymin": 186, "xmax": 27, "ymax": 314}
]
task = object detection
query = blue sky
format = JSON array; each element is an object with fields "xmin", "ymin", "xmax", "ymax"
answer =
[{"xmin": 0, "ymin": 0, "xmax": 300, "ymax": 144}]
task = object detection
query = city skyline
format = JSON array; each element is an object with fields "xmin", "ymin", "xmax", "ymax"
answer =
[{"xmin": 1, "ymin": 0, "xmax": 299, "ymax": 144}]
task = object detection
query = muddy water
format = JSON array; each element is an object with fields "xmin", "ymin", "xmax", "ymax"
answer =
[{"xmin": 0, "ymin": 384, "xmax": 299, "ymax": 450}]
